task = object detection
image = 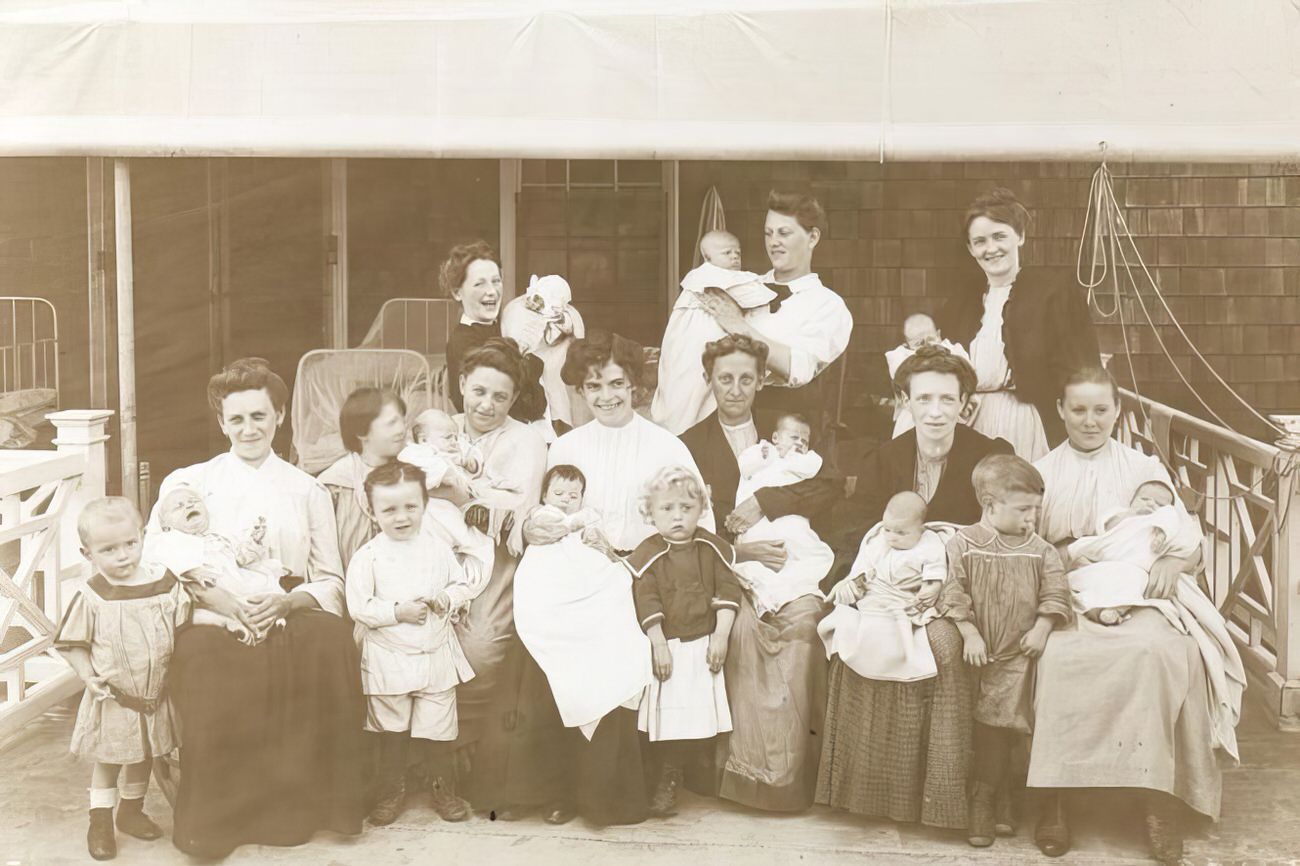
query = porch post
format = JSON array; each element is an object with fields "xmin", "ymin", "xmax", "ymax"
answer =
[
  {"xmin": 112, "ymin": 159, "xmax": 138, "ymax": 506},
  {"xmin": 323, "ymin": 158, "xmax": 349, "ymax": 349},
  {"xmin": 47, "ymin": 409, "xmax": 114, "ymax": 568},
  {"xmin": 84, "ymin": 157, "xmax": 109, "ymax": 409},
  {"xmin": 499, "ymin": 159, "xmax": 519, "ymax": 301}
]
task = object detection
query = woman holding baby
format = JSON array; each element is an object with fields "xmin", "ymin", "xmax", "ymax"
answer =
[
  {"xmin": 439, "ymin": 339, "xmax": 550, "ymax": 804},
  {"xmin": 483, "ymin": 330, "xmax": 709, "ymax": 826},
  {"xmin": 818, "ymin": 346, "xmax": 1012, "ymax": 831},
  {"xmin": 145, "ymin": 357, "xmax": 365, "ymax": 858},
  {"xmin": 938, "ymin": 188, "xmax": 1100, "ymax": 460},
  {"xmin": 679, "ymin": 333, "xmax": 841, "ymax": 812},
  {"xmin": 695, "ymin": 190, "xmax": 853, "ymax": 440},
  {"xmin": 1028, "ymin": 367, "xmax": 1239, "ymax": 863}
]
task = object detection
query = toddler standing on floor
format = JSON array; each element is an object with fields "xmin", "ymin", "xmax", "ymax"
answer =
[
  {"xmin": 55, "ymin": 497, "xmax": 189, "ymax": 861},
  {"xmin": 627, "ymin": 465, "xmax": 742, "ymax": 817},
  {"xmin": 345, "ymin": 461, "xmax": 480, "ymax": 827},
  {"xmin": 938, "ymin": 454, "xmax": 1072, "ymax": 848}
]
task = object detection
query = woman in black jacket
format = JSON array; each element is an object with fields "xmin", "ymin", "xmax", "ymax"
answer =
[{"xmin": 938, "ymin": 188, "xmax": 1099, "ymax": 458}]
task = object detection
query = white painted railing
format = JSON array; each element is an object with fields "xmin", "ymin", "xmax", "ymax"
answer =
[
  {"xmin": 1117, "ymin": 390, "xmax": 1300, "ymax": 730},
  {"xmin": 0, "ymin": 410, "xmax": 113, "ymax": 742}
]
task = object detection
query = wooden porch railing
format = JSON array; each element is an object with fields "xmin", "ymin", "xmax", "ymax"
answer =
[
  {"xmin": 1117, "ymin": 389, "xmax": 1300, "ymax": 730},
  {"xmin": 0, "ymin": 409, "xmax": 113, "ymax": 743}
]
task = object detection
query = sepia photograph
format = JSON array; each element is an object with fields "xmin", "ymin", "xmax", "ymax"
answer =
[{"xmin": 0, "ymin": 1, "xmax": 1298, "ymax": 863}]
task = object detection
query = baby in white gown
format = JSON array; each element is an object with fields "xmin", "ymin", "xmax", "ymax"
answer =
[
  {"xmin": 651, "ymin": 230, "xmax": 777, "ymax": 434},
  {"xmin": 731, "ymin": 413, "xmax": 836, "ymax": 616},
  {"xmin": 398, "ymin": 409, "xmax": 509, "ymax": 543},
  {"xmin": 818, "ymin": 491, "xmax": 950, "ymax": 682},
  {"xmin": 150, "ymin": 487, "xmax": 290, "ymax": 644},
  {"xmin": 1067, "ymin": 480, "xmax": 1201, "ymax": 624}
]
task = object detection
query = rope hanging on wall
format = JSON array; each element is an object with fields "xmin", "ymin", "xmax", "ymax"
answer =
[{"xmin": 1074, "ymin": 155, "xmax": 1298, "ymax": 504}]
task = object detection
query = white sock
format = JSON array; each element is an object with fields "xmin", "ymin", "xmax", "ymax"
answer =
[
  {"xmin": 120, "ymin": 780, "xmax": 148, "ymax": 801},
  {"xmin": 88, "ymin": 787, "xmax": 118, "ymax": 810}
]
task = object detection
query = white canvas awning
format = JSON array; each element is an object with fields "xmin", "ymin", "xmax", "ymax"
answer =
[{"xmin": 0, "ymin": 0, "xmax": 1297, "ymax": 161}]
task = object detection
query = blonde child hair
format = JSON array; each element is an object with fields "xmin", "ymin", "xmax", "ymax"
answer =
[
  {"xmin": 77, "ymin": 496, "xmax": 142, "ymax": 547},
  {"xmin": 637, "ymin": 465, "xmax": 710, "ymax": 523},
  {"xmin": 971, "ymin": 453, "xmax": 1044, "ymax": 506}
]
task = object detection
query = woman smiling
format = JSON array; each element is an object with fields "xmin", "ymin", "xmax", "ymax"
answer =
[{"xmin": 938, "ymin": 188, "xmax": 1099, "ymax": 460}]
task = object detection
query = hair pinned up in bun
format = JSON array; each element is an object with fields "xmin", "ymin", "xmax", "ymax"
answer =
[
  {"xmin": 206, "ymin": 357, "xmax": 290, "ymax": 413},
  {"xmin": 963, "ymin": 187, "xmax": 1031, "ymax": 239}
]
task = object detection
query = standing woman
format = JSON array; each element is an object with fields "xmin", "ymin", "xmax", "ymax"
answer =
[
  {"xmin": 443, "ymin": 241, "xmax": 504, "ymax": 412},
  {"xmin": 700, "ymin": 191, "xmax": 852, "ymax": 438},
  {"xmin": 145, "ymin": 358, "xmax": 364, "ymax": 859},
  {"xmin": 317, "ymin": 387, "xmax": 408, "ymax": 569},
  {"xmin": 939, "ymin": 188, "xmax": 1099, "ymax": 460},
  {"xmin": 445, "ymin": 339, "xmax": 549, "ymax": 797}
]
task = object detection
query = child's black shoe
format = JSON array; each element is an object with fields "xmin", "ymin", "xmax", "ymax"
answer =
[
  {"xmin": 87, "ymin": 808, "xmax": 116, "ymax": 860},
  {"xmin": 649, "ymin": 765, "xmax": 683, "ymax": 817},
  {"xmin": 115, "ymin": 798, "xmax": 162, "ymax": 840}
]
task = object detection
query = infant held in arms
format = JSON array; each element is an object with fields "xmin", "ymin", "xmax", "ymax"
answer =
[
  {"xmin": 731, "ymin": 413, "xmax": 836, "ymax": 617},
  {"xmin": 150, "ymin": 487, "xmax": 292, "ymax": 644},
  {"xmin": 1067, "ymin": 480, "xmax": 1202, "ymax": 625},
  {"xmin": 818, "ymin": 491, "xmax": 949, "ymax": 682}
]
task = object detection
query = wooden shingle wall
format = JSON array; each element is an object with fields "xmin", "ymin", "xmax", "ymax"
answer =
[{"xmin": 679, "ymin": 161, "xmax": 1300, "ymax": 442}]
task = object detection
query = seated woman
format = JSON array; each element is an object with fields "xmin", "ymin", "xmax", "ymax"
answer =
[
  {"xmin": 680, "ymin": 334, "xmax": 841, "ymax": 812},
  {"xmin": 486, "ymin": 330, "xmax": 712, "ymax": 825},
  {"xmin": 1028, "ymin": 367, "xmax": 1242, "ymax": 864},
  {"xmin": 817, "ymin": 345, "xmax": 1011, "ymax": 832},
  {"xmin": 144, "ymin": 358, "xmax": 364, "ymax": 859}
]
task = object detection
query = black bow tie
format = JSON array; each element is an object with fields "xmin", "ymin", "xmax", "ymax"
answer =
[{"xmin": 767, "ymin": 282, "xmax": 793, "ymax": 313}]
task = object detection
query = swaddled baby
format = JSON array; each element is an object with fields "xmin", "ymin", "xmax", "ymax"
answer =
[
  {"xmin": 651, "ymin": 231, "xmax": 779, "ymax": 434},
  {"xmin": 514, "ymin": 463, "xmax": 649, "ymax": 738},
  {"xmin": 1067, "ymin": 480, "xmax": 1201, "ymax": 625},
  {"xmin": 731, "ymin": 413, "xmax": 836, "ymax": 616},
  {"xmin": 151, "ymin": 487, "xmax": 291, "ymax": 644},
  {"xmin": 501, "ymin": 274, "xmax": 585, "ymax": 427},
  {"xmin": 818, "ymin": 491, "xmax": 949, "ymax": 681}
]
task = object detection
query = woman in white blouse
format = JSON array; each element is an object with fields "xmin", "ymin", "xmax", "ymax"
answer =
[
  {"xmin": 146, "ymin": 358, "xmax": 364, "ymax": 859},
  {"xmin": 700, "ymin": 190, "xmax": 853, "ymax": 437}
]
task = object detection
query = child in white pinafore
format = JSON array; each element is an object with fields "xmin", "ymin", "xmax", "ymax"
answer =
[
  {"xmin": 55, "ymin": 497, "xmax": 189, "ymax": 861},
  {"xmin": 627, "ymin": 465, "xmax": 742, "ymax": 818},
  {"xmin": 345, "ymin": 461, "xmax": 480, "ymax": 827}
]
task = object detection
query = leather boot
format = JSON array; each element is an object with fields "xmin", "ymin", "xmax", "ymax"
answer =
[
  {"xmin": 430, "ymin": 776, "xmax": 471, "ymax": 823},
  {"xmin": 87, "ymin": 808, "xmax": 116, "ymax": 861},
  {"xmin": 967, "ymin": 781, "xmax": 996, "ymax": 847},
  {"xmin": 994, "ymin": 782, "xmax": 1016, "ymax": 837},
  {"xmin": 1034, "ymin": 789, "xmax": 1071, "ymax": 857},
  {"xmin": 649, "ymin": 765, "xmax": 683, "ymax": 818},
  {"xmin": 115, "ymin": 797, "xmax": 162, "ymax": 840}
]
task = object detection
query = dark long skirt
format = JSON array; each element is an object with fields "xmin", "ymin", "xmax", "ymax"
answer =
[
  {"xmin": 169, "ymin": 611, "xmax": 366, "ymax": 857},
  {"xmin": 469, "ymin": 646, "xmax": 648, "ymax": 826},
  {"xmin": 713, "ymin": 595, "xmax": 829, "ymax": 812},
  {"xmin": 815, "ymin": 617, "xmax": 972, "ymax": 830}
]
